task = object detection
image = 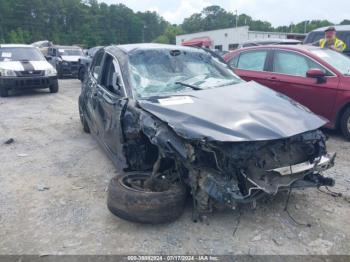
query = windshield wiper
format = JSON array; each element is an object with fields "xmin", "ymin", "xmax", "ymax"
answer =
[
  {"xmin": 214, "ymin": 80, "xmax": 241, "ymax": 88},
  {"xmin": 175, "ymin": 81, "xmax": 202, "ymax": 90}
]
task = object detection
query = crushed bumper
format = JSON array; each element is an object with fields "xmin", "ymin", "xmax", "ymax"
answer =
[
  {"xmin": 268, "ymin": 153, "xmax": 336, "ymax": 176},
  {"xmin": 58, "ymin": 63, "xmax": 79, "ymax": 77},
  {"xmin": 200, "ymin": 153, "xmax": 336, "ymax": 205},
  {"xmin": 0, "ymin": 76, "xmax": 58, "ymax": 90}
]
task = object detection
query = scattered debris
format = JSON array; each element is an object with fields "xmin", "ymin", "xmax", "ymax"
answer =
[
  {"xmin": 308, "ymin": 238, "xmax": 333, "ymax": 249},
  {"xmin": 4, "ymin": 138, "xmax": 14, "ymax": 145},
  {"xmin": 37, "ymin": 184, "xmax": 50, "ymax": 191},
  {"xmin": 251, "ymin": 234, "xmax": 262, "ymax": 242},
  {"xmin": 71, "ymin": 185, "xmax": 84, "ymax": 190},
  {"xmin": 59, "ymin": 199, "xmax": 67, "ymax": 205},
  {"xmin": 323, "ymin": 206, "xmax": 334, "ymax": 213},
  {"xmin": 62, "ymin": 240, "xmax": 82, "ymax": 248},
  {"xmin": 17, "ymin": 153, "xmax": 28, "ymax": 157},
  {"xmin": 272, "ymin": 237, "xmax": 284, "ymax": 246}
]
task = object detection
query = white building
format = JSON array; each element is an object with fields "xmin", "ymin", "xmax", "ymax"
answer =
[{"xmin": 176, "ymin": 26, "xmax": 305, "ymax": 51}]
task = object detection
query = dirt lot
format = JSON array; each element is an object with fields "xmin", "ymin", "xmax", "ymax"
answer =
[{"xmin": 0, "ymin": 79, "xmax": 350, "ymax": 255}]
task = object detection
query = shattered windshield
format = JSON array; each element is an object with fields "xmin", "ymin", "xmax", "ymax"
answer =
[{"xmin": 128, "ymin": 48, "xmax": 242, "ymax": 98}]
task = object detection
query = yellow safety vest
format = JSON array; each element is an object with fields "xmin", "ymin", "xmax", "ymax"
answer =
[{"xmin": 320, "ymin": 38, "xmax": 347, "ymax": 52}]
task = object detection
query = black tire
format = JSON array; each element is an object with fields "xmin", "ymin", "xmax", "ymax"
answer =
[
  {"xmin": 49, "ymin": 81, "xmax": 59, "ymax": 93},
  {"xmin": 56, "ymin": 65, "xmax": 63, "ymax": 79},
  {"xmin": 78, "ymin": 67, "xmax": 85, "ymax": 82},
  {"xmin": 340, "ymin": 107, "xmax": 350, "ymax": 140},
  {"xmin": 0, "ymin": 88, "xmax": 8, "ymax": 97},
  {"xmin": 78, "ymin": 98, "xmax": 90, "ymax": 133},
  {"xmin": 107, "ymin": 172, "xmax": 187, "ymax": 224}
]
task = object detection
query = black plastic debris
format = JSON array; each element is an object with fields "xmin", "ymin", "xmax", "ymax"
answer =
[{"xmin": 4, "ymin": 138, "xmax": 14, "ymax": 145}]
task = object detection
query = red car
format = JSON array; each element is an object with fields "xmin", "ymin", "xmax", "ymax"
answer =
[{"xmin": 224, "ymin": 45, "xmax": 350, "ymax": 140}]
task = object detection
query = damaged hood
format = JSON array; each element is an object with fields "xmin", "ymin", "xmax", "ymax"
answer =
[
  {"xmin": 60, "ymin": 56, "xmax": 81, "ymax": 62},
  {"xmin": 137, "ymin": 81, "xmax": 327, "ymax": 142}
]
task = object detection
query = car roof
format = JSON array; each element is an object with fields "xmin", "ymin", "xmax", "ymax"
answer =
[
  {"xmin": 311, "ymin": 25, "xmax": 350, "ymax": 32},
  {"xmin": 224, "ymin": 44, "xmax": 328, "ymax": 61},
  {"xmin": 52, "ymin": 45, "xmax": 82, "ymax": 49},
  {"xmin": 232, "ymin": 44, "xmax": 323, "ymax": 53},
  {"xmin": 242, "ymin": 38, "xmax": 301, "ymax": 44},
  {"xmin": 106, "ymin": 43, "xmax": 206, "ymax": 55},
  {"xmin": 0, "ymin": 44, "xmax": 34, "ymax": 48}
]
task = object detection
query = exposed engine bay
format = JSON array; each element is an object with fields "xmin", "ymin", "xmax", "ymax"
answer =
[{"xmin": 120, "ymin": 101, "xmax": 335, "ymax": 219}]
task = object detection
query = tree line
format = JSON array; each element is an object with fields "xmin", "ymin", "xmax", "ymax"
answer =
[{"xmin": 0, "ymin": 1, "xmax": 349, "ymax": 47}]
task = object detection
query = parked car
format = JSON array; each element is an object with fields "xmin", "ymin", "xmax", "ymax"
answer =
[
  {"xmin": 46, "ymin": 45, "xmax": 84, "ymax": 78},
  {"xmin": 304, "ymin": 25, "xmax": 350, "ymax": 57},
  {"xmin": 238, "ymin": 38, "xmax": 301, "ymax": 48},
  {"xmin": 0, "ymin": 44, "xmax": 58, "ymax": 97},
  {"xmin": 224, "ymin": 45, "xmax": 350, "ymax": 140},
  {"xmin": 79, "ymin": 44, "xmax": 335, "ymax": 223},
  {"xmin": 78, "ymin": 46, "xmax": 102, "ymax": 82}
]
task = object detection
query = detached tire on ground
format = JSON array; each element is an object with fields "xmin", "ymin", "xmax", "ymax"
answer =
[
  {"xmin": 107, "ymin": 172, "xmax": 187, "ymax": 224},
  {"xmin": 340, "ymin": 107, "xmax": 350, "ymax": 140}
]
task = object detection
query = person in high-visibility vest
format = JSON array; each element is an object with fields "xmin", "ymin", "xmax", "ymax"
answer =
[{"xmin": 314, "ymin": 26, "xmax": 347, "ymax": 52}]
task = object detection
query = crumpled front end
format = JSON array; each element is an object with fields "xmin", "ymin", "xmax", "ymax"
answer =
[
  {"xmin": 188, "ymin": 130, "xmax": 335, "ymax": 212},
  {"xmin": 121, "ymin": 105, "xmax": 335, "ymax": 219}
]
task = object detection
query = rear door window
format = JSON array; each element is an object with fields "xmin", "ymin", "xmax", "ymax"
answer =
[{"xmin": 237, "ymin": 50, "xmax": 268, "ymax": 71}]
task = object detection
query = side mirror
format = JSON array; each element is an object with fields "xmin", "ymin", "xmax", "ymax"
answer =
[
  {"xmin": 306, "ymin": 68, "xmax": 326, "ymax": 84},
  {"xmin": 45, "ymin": 55, "xmax": 52, "ymax": 61}
]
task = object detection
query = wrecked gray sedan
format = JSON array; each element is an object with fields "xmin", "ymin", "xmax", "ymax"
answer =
[{"xmin": 78, "ymin": 43, "xmax": 335, "ymax": 224}]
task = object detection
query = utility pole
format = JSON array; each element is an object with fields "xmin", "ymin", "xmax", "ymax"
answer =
[
  {"xmin": 235, "ymin": 10, "xmax": 238, "ymax": 28},
  {"xmin": 142, "ymin": 25, "xmax": 147, "ymax": 43},
  {"xmin": 304, "ymin": 20, "xmax": 309, "ymax": 34}
]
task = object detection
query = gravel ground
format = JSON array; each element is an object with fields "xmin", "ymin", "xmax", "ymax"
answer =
[{"xmin": 0, "ymin": 79, "xmax": 350, "ymax": 255}]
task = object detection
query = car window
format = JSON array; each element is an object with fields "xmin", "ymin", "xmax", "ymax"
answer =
[
  {"xmin": 310, "ymin": 49, "xmax": 350, "ymax": 75},
  {"xmin": 237, "ymin": 50, "xmax": 268, "ymax": 71},
  {"xmin": 273, "ymin": 51, "xmax": 329, "ymax": 77},
  {"xmin": 228, "ymin": 55, "xmax": 239, "ymax": 68},
  {"xmin": 91, "ymin": 50, "xmax": 104, "ymax": 80},
  {"xmin": 58, "ymin": 48, "xmax": 83, "ymax": 56},
  {"xmin": 0, "ymin": 47, "xmax": 45, "ymax": 61},
  {"xmin": 100, "ymin": 54, "xmax": 124, "ymax": 96}
]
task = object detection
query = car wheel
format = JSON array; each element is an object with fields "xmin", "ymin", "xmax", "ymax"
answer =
[
  {"xmin": 107, "ymin": 172, "xmax": 187, "ymax": 224},
  {"xmin": 0, "ymin": 88, "xmax": 9, "ymax": 97},
  {"xmin": 49, "ymin": 81, "xmax": 59, "ymax": 93},
  {"xmin": 78, "ymin": 99, "xmax": 90, "ymax": 133},
  {"xmin": 78, "ymin": 67, "xmax": 85, "ymax": 82},
  {"xmin": 56, "ymin": 65, "xmax": 63, "ymax": 79},
  {"xmin": 340, "ymin": 107, "xmax": 350, "ymax": 140}
]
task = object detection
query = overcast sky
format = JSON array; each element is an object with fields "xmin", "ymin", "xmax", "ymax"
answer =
[{"xmin": 101, "ymin": 0, "xmax": 349, "ymax": 26}]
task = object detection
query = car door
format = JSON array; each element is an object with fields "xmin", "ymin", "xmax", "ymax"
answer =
[
  {"xmin": 95, "ymin": 52, "xmax": 128, "ymax": 165},
  {"xmin": 228, "ymin": 49, "xmax": 275, "ymax": 87},
  {"xmin": 84, "ymin": 49, "xmax": 105, "ymax": 134},
  {"xmin": 266, "ymin": 50, "xmax": 340, "ymax": 121}
]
